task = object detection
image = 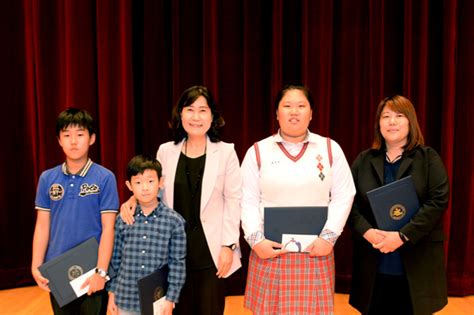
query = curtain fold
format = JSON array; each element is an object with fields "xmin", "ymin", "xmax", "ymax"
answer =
[
  {"xmin": 1, "ymin": 0, "xmax": 473, "ymax": 296},
  {"xmin": 96, "ymin": 0, "xmax": 135, "ymax": 189},
  {"xmin": 446, "ymin": 0, "xmax": 474, "ymax": 296},
  {"xmin": 440, "ymin": 0, "xmax": 457, "ymax": 257}
]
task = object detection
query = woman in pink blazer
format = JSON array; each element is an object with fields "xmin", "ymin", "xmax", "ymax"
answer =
[{"xmin": 121, "ymin": 86, "xmax": 242, "ymax": 315}]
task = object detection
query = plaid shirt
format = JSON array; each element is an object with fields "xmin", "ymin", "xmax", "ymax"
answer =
[{"xmin": 108, "ymin": 202, "xmax": 186, "ymax": 312}]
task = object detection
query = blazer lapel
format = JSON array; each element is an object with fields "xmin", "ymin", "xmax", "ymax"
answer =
[
  {"xmin": 397, "ymin": 156, "xmax": 414, "ymax": 179},
  {"xmin": 201, "ymin": 138, "xmax": 219, "ymax": 213},
  {"xmin": 370, "ymin": 152, "xmax": 385, "ymax": 185},
  {"xmin": 163, "ymin": 141, "xmax": 184, "ymax": 209},
  {"xmin": 369, "ymin": 150, "xmax": 414, "ymax": 183}
]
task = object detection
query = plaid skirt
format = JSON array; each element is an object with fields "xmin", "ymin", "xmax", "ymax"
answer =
[{"xmin": 244, "ymin": 251, "xmax": 335, "ymax": 315}]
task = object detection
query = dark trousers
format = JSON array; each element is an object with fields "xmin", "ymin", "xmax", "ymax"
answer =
[
  {"xmin": 50, "ymin": 290, "xmax": 108, "ymax": 315},
  {"xmin": 174, "ymin": 266, "xmax": 225, "ymax": 315},
  {"xmin": 368, "ymin": 273, "xmax": 414, "ymax": 315}
]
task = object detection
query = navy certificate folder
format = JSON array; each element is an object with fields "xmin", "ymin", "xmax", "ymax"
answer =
[
  {"xmin": 138, "ymin": 265, "xmax": 169, "ymax": 315},
  {"xmin": 366, "ymin": 176, "xmax": 420, "ymax": 231},
  {"xmin": 264, "ymin": 206, "xmax": 328, "ymax": 242},
  {"xmin": 39, "ymin": 237, "xmax": 115, "ymax": 307}
]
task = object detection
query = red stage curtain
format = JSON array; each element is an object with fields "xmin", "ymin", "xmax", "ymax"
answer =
[{"xmin": 1, "ymin": 0, "xmax": 472, "ymax": 296}]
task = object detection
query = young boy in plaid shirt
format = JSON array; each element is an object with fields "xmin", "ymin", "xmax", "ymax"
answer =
[{"xmin": 107, "ymin": 155, "xmax": 186, "ymax": 315}]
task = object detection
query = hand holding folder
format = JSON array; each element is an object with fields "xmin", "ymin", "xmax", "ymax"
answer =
[
  {"xmin": 38, "ymin": 237, "xmax": 115, "ymax": 307},
  {"xmin": 138, "ymin": 265, "xmax": 169, "ymax": 315},
  {"xmin": 264, "ymin": 206, "xmax": 328, "ymax": 252},
  {"xmin": 366, "ymin": 176, "xmax": 420, "ymax": 231}
]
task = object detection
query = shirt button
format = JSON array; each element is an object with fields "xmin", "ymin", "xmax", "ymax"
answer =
[
  {"xmin": 144, "ymin": 221, "xmax": 148, "ymax": 224},
  {"xmin": 141, "ymin": 265, "xmax": 145, "ymax": 269},
  {"xmin": 143, "ymin": 235, "xmax": 147, "ymax": 239},
  {"xmin": 72, "ymin": 175, "xmax": 75, "ymax": 179},
  {"xmin": 70, "ymin": 184, "xmax": 74, "ymax": 187},
  {"xmin": 142, "ymin": 250, "xmax": 146, "ymax": 254}
]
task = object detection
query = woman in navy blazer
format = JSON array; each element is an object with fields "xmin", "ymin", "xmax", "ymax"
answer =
[
  {"xmin": 121, "ymin": 86, "xmax": 242, "ymax": 315},
  {"xmin": 348, "ymin": 95, "xmax": 449, "ymax": 315}
]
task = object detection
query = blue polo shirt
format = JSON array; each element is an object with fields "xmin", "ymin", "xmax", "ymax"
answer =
[{"xmin": 35, "ymin": 159, "xmax": 119, "ymax": 262}]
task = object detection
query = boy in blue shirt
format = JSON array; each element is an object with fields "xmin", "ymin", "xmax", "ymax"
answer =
[
  {"xmin": 31, "ymin": 108, "xmax": 119, "ymax": 314},
  {"xmin": 108, "ymin": 155, "xmax": 186, "ymax": 315}
]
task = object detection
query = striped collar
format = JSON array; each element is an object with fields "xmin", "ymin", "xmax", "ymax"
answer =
[{"xmin": 61, "ymin": 158, "xmax": 93, "ymax": 177}]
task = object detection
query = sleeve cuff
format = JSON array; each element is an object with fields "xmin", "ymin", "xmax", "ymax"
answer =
[
  {"xmin": 245, "ymin": 231, "xmax": 265, "ymax": 248},
  {"xmin": 166, "ymin": 288, "xmax": 180, "ymax": 303},
  {"xmin": 319, "ymin": 229, "xmax": 339, "ymax": 246}
]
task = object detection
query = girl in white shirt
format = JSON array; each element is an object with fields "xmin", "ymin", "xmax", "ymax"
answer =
[{"xmin": 241, "ymin": 85, "xmax": 355, "ymax": 315}]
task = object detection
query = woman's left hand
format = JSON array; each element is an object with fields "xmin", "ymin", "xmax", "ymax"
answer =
[
  {"xmin": 372, "ymin": 230, "xmax": 403, "ymax": 253},
  {"xmin": 216, "ymin": 246, "xmax": 233, "ymax": 278},
  {"xmin": 308, "ymin": 238, "xmax": 334, "ymax": 257}
]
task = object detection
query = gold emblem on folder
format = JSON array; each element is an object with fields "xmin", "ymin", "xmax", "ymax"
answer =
[
  {"xmin": 389, "ymin": 204, "xmax": 406, "ymax": 220},
  {"xmin": 153, "ymin": 286, "xmax": 165, "ymax": 301},
  {"xmin": 68, "ymin": 265, "xmax": 84, "ymax": 280}
]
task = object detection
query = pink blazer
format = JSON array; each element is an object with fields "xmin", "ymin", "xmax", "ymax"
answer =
[{"xmin": 156, "ymin": 138, "xmax": 242, "ymax": 277}]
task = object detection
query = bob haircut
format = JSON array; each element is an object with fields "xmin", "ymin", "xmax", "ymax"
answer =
[
  {"xmin": 127, "ymin": 154, "xmax": 162, "ymax": 181},
  {"xmin": 372, "ymin": 95, "xmax": 424, "ymax": 151},
  {"xmin": 169, "ymin": 85, "xmax": 225, "ymax": 143},
  {"xmin": 274, "ymin": 84, "xmax": 315, "ymax": 112},
  {"xmin": 56, "ymin": 107, "xmax": 95, "ymax": 137}
]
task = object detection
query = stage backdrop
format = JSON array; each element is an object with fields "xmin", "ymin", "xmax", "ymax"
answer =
[{"xmin": 1, "ymin": 0, "xmax": 472, "ymax": 295}]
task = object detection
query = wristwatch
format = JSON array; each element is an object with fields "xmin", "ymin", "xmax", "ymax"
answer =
[
  {"xmin": 95, "ymin": 267, "xmax": 108, "ymax": 278},
  {"xmin": 225, "ymin": 244, "xmax": 237, "ymax": 251}
]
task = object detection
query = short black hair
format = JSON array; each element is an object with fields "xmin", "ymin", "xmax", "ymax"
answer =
[
  {"xmin": 169, "ymin": 85, "xmax": 225, "ymax": 143},
  {"xmin": 56, "ymin": 108, "xmax": 95, "ymax": 137},
  {"xmin": 274, "ymin": 84, "xmax": 315, "ymax": 111},
  {"xmin": 126, "ymin": 154, "xmax": 162, "ymax": 181}
]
